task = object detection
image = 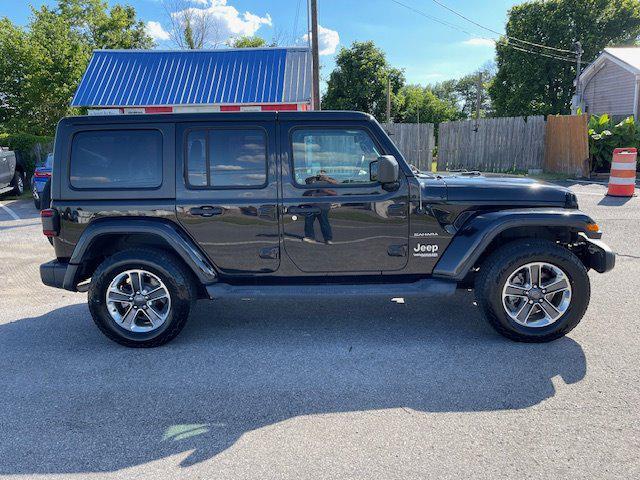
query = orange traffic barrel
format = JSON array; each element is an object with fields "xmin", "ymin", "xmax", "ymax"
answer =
[{"xmin": 607, "ymin": 148, "xmax": 637, "ymax": 197}]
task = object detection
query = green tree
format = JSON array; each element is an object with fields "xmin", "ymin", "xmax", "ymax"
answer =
[
  {"xmin": 490, "ymin": 0, "xmax": 640, "ymax": 117},
  {"xmin": 229, "ymin": 36, "xmax": 267, "ymax": 48},
  {"xmin": 323, "ymin": 41, "xmax": 405, "ymax": 120},
  {"xmin": 396, "ymin": 85, "xmax": 463, "ymax": 124},
  {"xmin": 57, "ymin": 0, "xmax": 153, "ymax": 49},
  {"xmin": 0, "ymin": 0, "xmax": 153, "ymax": 135},
  {"xmin": 433, "ymin": 64, "xmax": 495, "ymax": 119}
]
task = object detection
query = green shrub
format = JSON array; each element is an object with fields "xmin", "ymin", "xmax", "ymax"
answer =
[
  {"xmin": 588, "ymin": 114, "xmax": 640, "ymax": 172},
  {"xmin": 0, "ymin": 132, "xmax": 54, "ymax": 178}
]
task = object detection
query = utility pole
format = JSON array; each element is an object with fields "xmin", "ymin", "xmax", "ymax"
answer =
[
  {"xmin": 573, "ymin": 41, "xmax": 584, "ymax": 113},
  {"xmin": 386, "ymin": 76, "xmax": 392, "ymax": 123},
  {"xmin": 309, "ymin": 0, "xmax": 321, "ymax": 110},
  {"xmin": 475, "ymin": 71, "xmax": 483, "ymax": 132}
]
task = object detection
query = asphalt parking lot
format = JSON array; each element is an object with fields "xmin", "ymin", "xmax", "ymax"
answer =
[{"xmin": 0, "ymin": 182, "xmax": 638, "ymax": 480}]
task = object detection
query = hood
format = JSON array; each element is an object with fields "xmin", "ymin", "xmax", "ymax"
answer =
[{"xmin": 436, "ymin": 174, "xmax": 573, "ymax": 206}]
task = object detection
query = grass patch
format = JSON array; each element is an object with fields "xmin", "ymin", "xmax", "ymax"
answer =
[{"xmin": 1, "ymin": 190, "xmax": 32, "ymax": 202}]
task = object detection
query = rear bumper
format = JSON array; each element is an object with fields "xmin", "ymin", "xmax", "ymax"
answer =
[
  {"xmin": 582, "ymin": 236, "xmax": 616, "ymax": 273},
  {"xmin": 40, "ymin": 260, "xmax": 69, "ymax": 290}
]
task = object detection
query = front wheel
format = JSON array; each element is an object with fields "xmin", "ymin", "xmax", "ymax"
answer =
[
  {"xmin": 88, "ymin": 249, "xmax": 197, "ymax": 347},
  {"xmin": 475, "ymin": 239, "xmax": 590, "ymax": 343}
]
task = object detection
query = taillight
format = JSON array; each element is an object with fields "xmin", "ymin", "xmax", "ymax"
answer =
[
  {"xmin": 34, "ymin": 171, "xmax": 51, "ymax": 178},
  {"xmin": 41, "ymin": 209, "xmax": 59, "ymax": 237}
]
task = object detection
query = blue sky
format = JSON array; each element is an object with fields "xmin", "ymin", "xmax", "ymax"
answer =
[{"xmin": 2, "ymin": 0, "xmax": 522, "ymax": 85}]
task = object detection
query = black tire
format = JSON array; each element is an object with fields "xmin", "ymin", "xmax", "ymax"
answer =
[
  {"xmin": 11, "ymin": 170, "xmax": 24, "ymax": 195},
  {"xmin": 88, "ymin": 248, "xmax": 197, "ymax": 348},
  {"xmin": 475, "ymin": 239, "xmax": 590, "ymax": 343},
  {"xmin": 33, "ymin": 197, "xmax": 41, "ymax": 210}
]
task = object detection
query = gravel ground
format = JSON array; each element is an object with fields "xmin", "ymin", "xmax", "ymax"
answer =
[{"xmin": 0, "ymin": 181, "xmax": 638, "ymax": 480}]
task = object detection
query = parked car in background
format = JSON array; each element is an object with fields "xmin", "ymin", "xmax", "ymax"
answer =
[
  {"xmin": 0, "ymin": 147, "xmax": 25, "ymax": 197},
  {"xmin": 31, "ymin": 153, "xmax": 53, "ymax": 209}
]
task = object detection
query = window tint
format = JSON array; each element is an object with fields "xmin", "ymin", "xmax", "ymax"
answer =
[
  {"xmin": 186, "ymin": 129, "xmax": 267, "ymax": 188},
  {"xmin": 70, "ymin": 130, "xmax": 162, "ymax": 189},
  {"xmin": 291, "ymin": 129, "xmax": 381, "ymax": 186}
]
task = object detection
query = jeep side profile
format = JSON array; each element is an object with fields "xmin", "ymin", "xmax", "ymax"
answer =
[{"xmin": 40, "ymin": 112, "xmax": 615, "ymax": 347}]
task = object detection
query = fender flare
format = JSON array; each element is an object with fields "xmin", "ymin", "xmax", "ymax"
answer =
[
  {"xmin": 62, "ymin": 219, "xmax": 217, "ymax": 291},
  {"xmin": 432, "ymin": 209, "xmax": 599, "ymax": 281}
]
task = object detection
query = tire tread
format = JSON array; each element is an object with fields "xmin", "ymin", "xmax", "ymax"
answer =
[{"xmin": 475, "ymin": 239, "xmax": 590, "ymax": 343}]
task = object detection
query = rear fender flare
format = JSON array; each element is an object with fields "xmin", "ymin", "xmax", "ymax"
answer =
[
  {"xmin": 63, "ymin": 219, "xmax": 217, "ymax": 291},
  {"xmin": 432, "ymin": 209, "xmax": 599, "ymax": 281}
]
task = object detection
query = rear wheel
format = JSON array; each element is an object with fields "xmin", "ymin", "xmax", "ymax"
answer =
[
  {"xmin": 11, "ymin": 170, "xmax": 24, "ymax": 195},
  {"xmin": 475, "ymin": 239, "xmax": 590, "ymax": 343},
  {"xmin": 88, "ymin": 249, "xmax": 197, "ymax": 347}
]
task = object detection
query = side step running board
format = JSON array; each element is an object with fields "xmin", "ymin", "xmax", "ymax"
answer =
[{"xmin": 206, "ymin": 279, "xmax": 457, "ymax": 300}]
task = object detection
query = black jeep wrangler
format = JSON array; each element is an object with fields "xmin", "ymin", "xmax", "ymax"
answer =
[{"xmin": 40, "ymin": 112, "xmax": 615, "ymax": 347}]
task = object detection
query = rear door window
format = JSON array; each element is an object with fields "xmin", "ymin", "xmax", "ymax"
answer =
[
  {"xmin": 186, "ymin": 128, "xmax": 267, "ymax": 188},
  {"xmin": 70, "ymin": 130, "xmax": 163, "ymax": 189}
]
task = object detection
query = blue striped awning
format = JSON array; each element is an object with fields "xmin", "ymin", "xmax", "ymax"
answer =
[{"xmin": 71, "ymin": 48, "xmax": 311, "ymax": 107}]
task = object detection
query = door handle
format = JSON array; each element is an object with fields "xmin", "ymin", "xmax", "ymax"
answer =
[
  {"xmin": 258, "ymin": 205, "xmax": 277, "ymax": 220},
  {"xmin": 190, "ymin": 206, "xmax": 223, "ymax": 217},
  {"xmin": 288, "ymin": 206, "xmax": 321, "ymax": 215}
]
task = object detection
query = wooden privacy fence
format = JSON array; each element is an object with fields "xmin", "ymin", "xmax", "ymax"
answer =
[
  {"xmin": 544, "ymin": 115, "xmax": 590, "ymax": 177},
  {"xmin": 382, "ymin": 122, "xmax": 435, "ymax": 172},
  {"xmin": 436, "ymin": 114, "xmax": 589, "ymax": 175},
  {"xmin": 438, "ymin": 116, "xmax": 546, "ymax": 172}
]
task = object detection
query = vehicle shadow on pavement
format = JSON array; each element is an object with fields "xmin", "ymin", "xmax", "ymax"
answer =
[{"xmin": 0, "ymin": 293, "xmax": 587, "ymax": 474}]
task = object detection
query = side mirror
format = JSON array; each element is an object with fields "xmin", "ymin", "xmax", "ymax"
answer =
[{"xmin": 370, "ymin": 155, "xmax": 399, "ymax": 184}]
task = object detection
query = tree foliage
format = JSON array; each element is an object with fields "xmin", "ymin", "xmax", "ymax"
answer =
[
  {"xmin": 162, "ymin": 0, "xmax": 223, "ymax": 50},
  {"xmin": 490, "ymin": 0, "xmax": 640, "ymax": 117},
  {"xmin": 395, "ymin": 85, "xmax": 463, "ymax": 124},
  {"xmin": 432, "ymin": 64, "xmax": 495, "ymax": 119},
  {"xmin": 0, "ymin": 0, "xmax": 152, "ymax": 136},
  {"xmin": 229, "ymin": 36, "xmax": 267, "ymax": 48},
  {"xmin": 322, "ymin": 41, "xmax": 405, "ymax": 120}
]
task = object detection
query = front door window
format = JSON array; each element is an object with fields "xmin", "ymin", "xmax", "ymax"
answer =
[{"xmin": 291, "ymin": 129, "xmax": 381, "ymax": 186}]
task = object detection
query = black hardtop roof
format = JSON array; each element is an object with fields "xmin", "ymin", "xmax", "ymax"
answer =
[{"xmin": 60, "ymin": 110, "xmax": 376, "ymax": 126}]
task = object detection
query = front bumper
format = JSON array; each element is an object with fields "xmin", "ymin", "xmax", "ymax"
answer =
[
  {"xmin": 582, "ymin": 236, "xmax": 616, "ymax": 273},
  {"xmin": 40, "ymin": 260, "xmax": 69, "ymax": 290}
]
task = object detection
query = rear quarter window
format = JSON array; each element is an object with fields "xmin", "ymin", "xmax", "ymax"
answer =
[{"xmin": 70, "ymin": 130, "xmax": 163, "ymax": 189}]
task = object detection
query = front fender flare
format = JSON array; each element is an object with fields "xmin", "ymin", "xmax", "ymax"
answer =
[
  {"xmin": 432, "ymin": 209, "xmax": 599, "ymax": 281},
  {"xmin": 62, "ymin": 219, "xmax": 217, "ymax": 291}
]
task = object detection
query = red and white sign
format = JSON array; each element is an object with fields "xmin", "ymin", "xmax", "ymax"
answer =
[{"xmin": 89, "ymin": 103, "xmax": 310, "ymax": 116}]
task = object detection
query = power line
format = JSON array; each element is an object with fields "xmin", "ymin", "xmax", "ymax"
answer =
[
  {"xmin": 388, "ymin": 0, "xmax": 479, "ymax": 37},
  {"xmin": 427, "ymin": 0, "xmax": 576, "ymax": 55},
  {"xmin": 291, "ymin": 0, "xmax": 302, "ymax": 45},
  {"xmin": 388, "ymin": 0, "xmax": 578, "ymax": 63},
  {"xmin": 506, "ymin": 44, "xmax": 577, "ymax": 63}
]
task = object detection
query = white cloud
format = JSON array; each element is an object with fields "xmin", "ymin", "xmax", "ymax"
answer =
[
  {"xmin": 462, "ymin": 38, "xmax": 495, "ymax": 47},
  {"xmin": 145, "ymin": 21, "xmax": 171, "ymax": 41},
  {"xmin": 174, "ymin": 0, "xmax": 272, "ymax": 43},
  {"xmin": 302, "ymin": 25, "xmax": 340, "ymax": 56}
]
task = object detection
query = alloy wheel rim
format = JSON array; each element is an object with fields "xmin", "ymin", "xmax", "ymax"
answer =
[
  {"xmin": 106, "ymin": 269, "xmax": 171, "ymax": 333},
  {"xmin": 501, "ymin": 262, "xmax": 572, "ymax": 328}
]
